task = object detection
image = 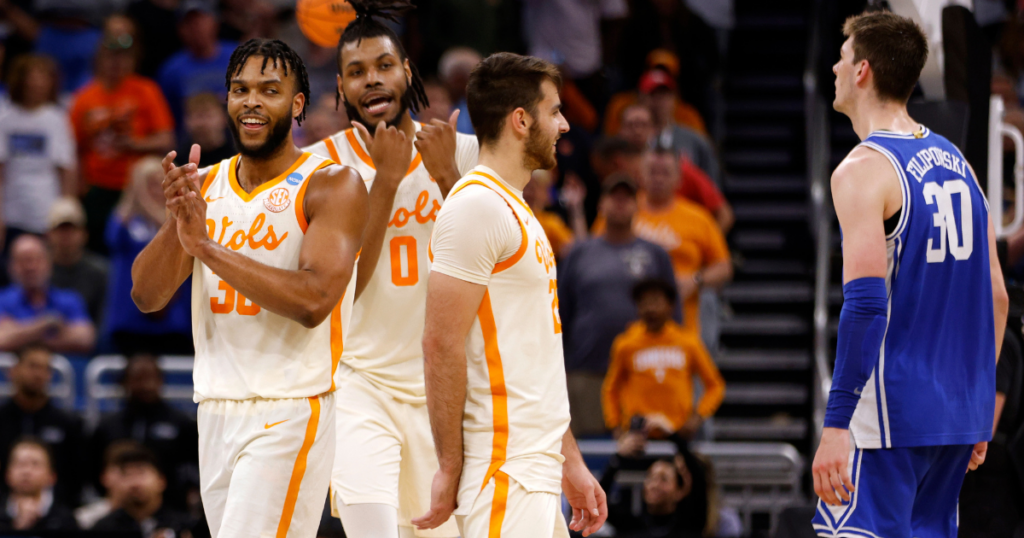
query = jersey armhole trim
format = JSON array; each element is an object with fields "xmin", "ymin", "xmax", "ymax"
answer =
[
  {"xmin": 344, "ymin": 128, "xmax": 424, "ymax": 176},
  {"xmin": 447, "ymin": 179, "xmax": 529, "ymax": 273},
  {"xmin": 324, "ymin": 137, "xmax": 342, "ymax": 165},
  {"xmin": 200, "ymin": 162, "xmax": 221, "ymax": 197},
  {"xmin": 295, "ymin": 159, "xmax": 335, "ymax": 234},
  {"xmin": 859, "ymin": 141, "xmax": 911, "ymax": 240}
]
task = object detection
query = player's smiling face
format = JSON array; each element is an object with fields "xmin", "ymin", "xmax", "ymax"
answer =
[
  {"xmin": 523, "ymin": 79, "xmax": 569, "ymax": 171},
  {"xmin": 227, "ymin": 55, "xmax": 302, "ymax": 159},
  {"xmin": 338, "ymin": 35, "xmax": 412, "ymax": 128}
]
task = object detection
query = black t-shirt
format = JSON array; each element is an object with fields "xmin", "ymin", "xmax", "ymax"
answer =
[
  {"xmin": 0, "ymin": 399, "xmax": 84, "ymax": 505},
  {"xmin": 51, "ymin": 252, "xmax": 109, "ymax": 324},
  {"xmin": 94, "ymin": 506, "xmax": 191, "ymax": 537},
  {"xmin": 0, "ymin": 495, "xmax": 79, "ymax": 532}
]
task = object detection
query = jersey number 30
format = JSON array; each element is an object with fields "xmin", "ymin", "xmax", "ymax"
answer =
[{"xmin": 923, "ymin": 179, "xmax": 973, "ymax": 263}]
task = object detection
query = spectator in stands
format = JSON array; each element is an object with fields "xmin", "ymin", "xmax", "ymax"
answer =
[
  {"xmin": 605, "ymin": 49, "xmax": 708, "ymax": 137},
  {"xmin": 524, "ymin": 170, "xmax": 575, "ymax": 258},
  {"xmin": 603, "ymin": 279, "xmax": 725, "ymax": 440},
  {"xmin": 181, "ymin": 92, "xmax": 234, "ymax": 167},
  {"xmin": 0, "ymin": 345, "xmax": 83, "ymax": 506},
  {"xmin": 47, "ymin": 198, "xmax": 108, "ymax": 324},
  {"xmin": 438, "ymin": 47, "xmax": 481, "ymax": 134},
  {"xmin": 76, "ymin": 440, "xmax": 133, "ymax": 530},
  {"xmin": 418, "ymin": 78, "xmax": 453, "ymax": 125},
  {"xmin": 32, "ymin": 2, "xmax": 116, "ymax": 94},
  {"xmin": 93, "ymin": 444, "xmax": 191, "ymax": 537},
  {"xmin": 104, "ymin": 157, "xmax": 192, "ymax": 355},
  {"xmin": 591, "ymin": 136, "xmax": 644, "ymax": 184},
  {"xmin": 71, "ymin": 15, "xmax": 175, "ymax": 255},
  {"xmin": 126, "ymin": 0, "xmax": 184, "ymax": 78},
  {"xmin": 0, "ymin": 437, "xmax": 78, "ymax": 531},
  {"xmin": 218, "ymin": 0, "xmax": 275, "ymax": 42},
  {"xmin": 0, "ymin": 235, "xmax": 95, "ymax": 354},
  {"xmin": 0, "ymin": 54, "xmax": 77, "ymax": 248},
  {"xmin": 558, "ymin": 175, "xmax": 679, "ymax": 436},
  {"xmin": 157, "ymin": 0, "xmax": 236, "ymax": 143},
  {"xmin": 89, "ymin": 354, "xmax": 199, "ymax": 511},
  {"xmin": 639, "ymin": 71, "xmax": 722, "ymax": 186}
]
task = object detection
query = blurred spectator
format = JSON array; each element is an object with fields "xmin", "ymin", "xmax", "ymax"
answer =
[
  {"xmin": 301, "ymin": 42, "xmax": 341, "ymax": 110},
  {"xmin": 0, "ymin": 235, "xmax": 95, "ymax": 354},
  {"xmin": 438, "ymin": 47, "xmax": 481, "ymax": 135},
  {"xmin": 603, "ymin": 279, "xmax": 724, "ymax": 439},
  {"xmin": 157, "ymin": 0, "xmax": 235, "ymax": 144},
  {"xmin": 76, "ymin": 440, "xmax": 134, "ymax": 530},
  {"xmin": 70, "ymin": 15, "xmax": 175, "ymax": 255},
  {"xmin": 104, "ymin": 157, "xmax": 192, "ymax": 355},
  {"xmin": 0, "ymin": 54, "xmax": 76, "ymax": 245},
  {"xmin": 89, "ymin": 354, "xmax": 198, "ymax": 511},
  {"xmin": 559, "ymin": 76, "xmax": 600, "ymax": 132},
  {"xmin": 417, "ymin": 78, "xmax": 453, "ymax": 125},
  {"xmin": 642, "ymin": 71, "xmax": 722, "ymax": 186},
  {"xmin": 558, "ymin": 175, "xmax": 679, "ymax": 436},
  {"xmin": 218, "ymin": 0, "xmax": 275, "ymax": 43},
  {"xmin": 93, "ymin": 444, "xmax": 191, "ymax": 537},
  {"xmin": 0, "ymin": 437, "xmax": 78, "ymax": 531},
  {"xmin": 409, "ymin": 0, "xmax": 521, "ymax": 78},
  {"xmin": 296, "ymin": 103, "xmax": 342, "ymax": 149},
  {"xmin": 0, "ymin": 344, "xmax": 84, "ymax": 506},
  {"xmin": 524, "ymin": 170, "xmax": 575, "ymax": 259},
  {"xmin": 605, "ymin": 50, "xmax": 708, "ymax": 137},
  {"xmin": 591, "ymin": 136, "xmax": 643, "ymax": 184},
  {"xmin": 127, "ymin": 0, "xmax": 184, "ymax": 78},
  {"xmin": 0, "ymin": 2, "xmax": 39, "ymax": 53},
  {"xmin": 32, "ymin": 1, "xmax": 121, "ymax": 94},
  {"xmin": 182, "ymin": 92, "xmax": 234, "ymax": 167},
  {"xmin": 47, "ymin": 198, "xmax": 108, "ymax": 323},
  {"xmin": 620, "ymin": 101, "xmax": 721, "ymax": 188}
]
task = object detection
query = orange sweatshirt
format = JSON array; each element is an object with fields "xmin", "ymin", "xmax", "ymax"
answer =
[{"xmin": 602, "ymin": 320, "xmax": 726, "ymax": 432}]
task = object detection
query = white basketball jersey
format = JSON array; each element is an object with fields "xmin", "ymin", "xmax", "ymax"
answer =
[
  {"xmin": 191, "ymin": 152, "xmax": 353, "ymax": 402},
  {"xmin": 304, "ymin": 124, "xmax": 478, "ymax": 403}
]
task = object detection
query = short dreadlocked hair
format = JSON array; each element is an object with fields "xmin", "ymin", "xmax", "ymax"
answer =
[
  {"xmin": 335, "ymin": 0, "xmax": 428, "ymax": 114},
  {"xmin": 225, "ymin": 38, "xmax": 311, "ymax": 125}
]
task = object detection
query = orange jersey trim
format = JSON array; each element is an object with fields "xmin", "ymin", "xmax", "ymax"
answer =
[
  {"xmin": 469, "ymin": 171, "xmax": 533, "ymax": 215},
  {"xmin": 229, "ymin": 153, "xmax": 312, "ymax": 203},
  {"xmin": 323, "ymin": 137, "xmax": 342, "ymax": 165},
  {"xmin": 329, "ymin": 297, "xmax": 344, "ymax": 391},
  {"xmin": 344, "ymin": 128, "xmax": 423, "ymax": 176},
  {"xmin": 488, "ymin": 470, "xmax": 510, "ymax": 538},
  {"xmin": 200, "ymin": 163, "xmax": 221, "ymax": 197},
  {"xmin": 294, "ymin": 160, "xmax": 334, "ymax": 234},
  {"xmin": 275, "ymin": 396, "xmax": 320, "ymax": 538},
  {"xmin": 477, "ymin": 291, "xmax": 509, "ymax": 491},
  {"xmin": 449, "ymin": 179, "xmax": 529, "ymax": 274}
]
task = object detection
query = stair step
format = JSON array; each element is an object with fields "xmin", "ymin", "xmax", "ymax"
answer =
[
  {"xmin": 725, "ymin": 174, "xmax": 806, "ymax": 194},
  {"xmin": 731, "ymin": 230, "xmax": 787, "ymax": 251},
  {"xmin": 725, "ymin": 124, "xmax": 796, "ymax": 144},
  {"xmin": 721, "ymin": 281, "xmax": 812, "ymax": 303},
  {"xmin": 724, "ymin": 383, "xmax": 808, "ymax": 405},
  {"xmin": 716, "ymin": 349, "xmax": 810, "ymax": 370},
  {"xmin": 720, "ymin": 314, "xmax": 809, "ymax": 335},
  {"xmin": 736, "ymin": 258, "xmax": 810, "ymax": 278},
  {"xmin": 727, "ymin": 75, "xmax": 803, "ymax": 92},
  {"xmin": 725, "ymin": 99, "xmax": 804, "ymax": 116},
  {"xmin": 712, "ymin": 417, "xmax": 808, "ymax": 440},
  {"xmin": 733, "ymin": 203, "xmax": 808, "ymax": 222},
  {"xmin": 724, "ymin": 149, "xmax": 794, "ymax": 168}
]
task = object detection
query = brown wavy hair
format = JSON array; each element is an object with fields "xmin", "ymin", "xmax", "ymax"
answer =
[{"xmin": 6, "ymin": 54, "xmax": 59, "ymax": 106}]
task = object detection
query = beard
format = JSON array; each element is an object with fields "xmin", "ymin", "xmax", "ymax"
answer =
[
  {"xmin": 522, "ymin": 121, "xmax": 558, "ymax": 171},
  {"xmin": 341, "ymin": 81, "xmax": 412, "ymax": 130},
  {"xmin": 228, "ymin": 115, "xmax": 293, "ymax": 160}
]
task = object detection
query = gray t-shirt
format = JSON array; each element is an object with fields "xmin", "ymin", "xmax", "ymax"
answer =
[
  {"xmin": 657, "ymin": 124, "xmax": 722, "ymax": 187},
  {"xmin": 51, "ymin": 252, "xmax": 109, "ymax": 325},
  {"xmin": 558, "ymin": 236, "xmax": 680, "ymax": 373},
  {"xmin": 523, "ymin": 0, "xmax": 628, "ymax": 78}
]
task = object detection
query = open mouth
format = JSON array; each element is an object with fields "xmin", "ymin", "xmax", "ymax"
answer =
[
  {"xmin": 362, "ymin": 93, "xmax": 394, "ymax": 117},
  {"xmin": 239, "ymin": 115, "xmax": 269, "ymax": 131}
]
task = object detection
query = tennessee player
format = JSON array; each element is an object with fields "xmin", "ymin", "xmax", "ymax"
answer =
[
  {"xmin": 131, "ymin": 39, "xmax": 367, "ymax": 538},
  {"xmin": 414, "ymin": 52, "xmax": 606, "ymax": 538},
  {"xmin": 302, "ymin": 2, "xmax": 476, "ymax": 537}
]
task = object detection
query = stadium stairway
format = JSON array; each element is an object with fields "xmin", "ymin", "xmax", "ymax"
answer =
[{"xmin": 715, "ymin": 0, "xmax": 816, "ymax": 457}]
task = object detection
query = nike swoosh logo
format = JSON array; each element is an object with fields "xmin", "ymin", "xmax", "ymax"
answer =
[
  {"xmin": 854, "ymin": 387, "xmax": 863, "ymax": 395},
  {"xmin": 264, "ymin": 419, "xmax": 289, "ymax": 429},
  {"xmin": 205, "ymin": 196, "xmax": 225, "ymax": 203}
]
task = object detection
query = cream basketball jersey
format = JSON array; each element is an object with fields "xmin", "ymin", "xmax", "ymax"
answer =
[
  {"xmin": 304, "ymin": 124, "xmax": 478, "ymax": 403},
  {"xmin": 191, "ymin": 152, "xmax": 353, "ymax": 402},
  {"xmin": 430, "ymin": 166, "xmax": 571, "ymax": 503}
]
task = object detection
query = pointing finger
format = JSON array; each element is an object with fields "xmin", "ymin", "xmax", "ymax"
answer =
[
  {"xmin": 449, "ymin": 108, "xmax": 460, "ymax": 129},
  {"xmin": 162, "ymin": 151, "xmax": 177, "ymax": 174},
  {"xmin": 189, "ymin": 143, "xmax": 201, "ymax": 166},
  {"xmin": 352, "ymin": 121, "xmax": 372, "ymax": 144}
]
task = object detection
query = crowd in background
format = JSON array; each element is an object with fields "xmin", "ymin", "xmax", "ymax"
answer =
[{"xmin": 0, "ymin": 0, "xmax": 745, "ymax": 536}]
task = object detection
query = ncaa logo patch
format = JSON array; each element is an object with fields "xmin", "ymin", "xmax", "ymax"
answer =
[
  {"xmin": 286, "ymin": 172, "xmax": 303, "ymax": 186},
  {"xmin": 264, "ymin": 188, "xmax": 291, "ymax": 213}
]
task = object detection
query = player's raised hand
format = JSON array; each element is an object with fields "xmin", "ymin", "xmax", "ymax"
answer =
[
  {"xmin": 812, "ymin": 427, "xmax": 855, "ymax": 506},
  {"xmin": 415, "ymin": 108, "xmax": 461, "ymax": 196},
  {"xmin": 412, "ymin": 468, "xmax": 459, "ymax": 530},
  {"xmin": 967, "ymin": 441, "xmax": 987, "ymax": 472},
  {"xmin": 353, "ymin": 120, "xmax": 413, "ymax": 190},
  {"xmin": 562, "ymin": 459, "xmax": 608, "ymax": 536}
]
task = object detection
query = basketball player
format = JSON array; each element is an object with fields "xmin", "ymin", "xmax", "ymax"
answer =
[
  {"xmin": 303, "ymin": 2, "xmax": 477, "ymax": 537},
  {"xmin": 131, "ymin": 39, "xmax": 367, "ymax": 538},
  {"xmin": 811, "ymin": 12, "xmax": 1009, "ymax": 538},
  {"xmin": 412, "ymin": 52, "xmax": 606, "ymax": 538}
]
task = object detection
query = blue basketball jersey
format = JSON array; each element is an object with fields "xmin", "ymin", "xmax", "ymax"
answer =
[{"xmin": 849, "ymin": 127, "xmax": 996, "ymax": 449}]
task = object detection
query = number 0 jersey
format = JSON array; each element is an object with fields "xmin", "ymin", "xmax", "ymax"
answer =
[
  {"xmin": 850, "ymin": 127, "xmax": 995, "ymax": 449},
  {"xmin": 304, "ymin": 124, "xmax": 478, "ymax": 403},
  {"xmin": 191, "ymin": 152, "xmax": 353, "ymax": 402}
]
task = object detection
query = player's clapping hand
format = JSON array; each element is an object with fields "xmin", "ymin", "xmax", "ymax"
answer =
[
  {"xmin": 412, "ymin": 467, "xmax": 460, "ymax": 530},
  {"xmin": 812, "ymin": 427, "xmax": 855, "ymax": 506},
  {"xmin": 162, "ymin": 144, "xmax": 210, "ymax": 257},
  {"xmin": 562, "ymin": 459, "xmax": 608, "ymax": 537},
  {"xmin": 353, "ymin": 120, "xmax": 413, "ymax": 190},
  {"xmin": 415, "ymin": 109, "xmax": 462, "ymax": 195},
  {"xmin": 967, "ymin": 441, "xmax": 987, "ymax": 472}
]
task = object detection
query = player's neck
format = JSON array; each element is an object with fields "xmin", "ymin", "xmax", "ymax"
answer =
[
  {"xmin": 478, "ymin": 144, "xmax": 532, "ymax": 191},
  {"xmin": 397, "ymin": 111, "xmax": 416, "ymax": 138},
  {"xmin": 848, "ymin": 98, "xmax": 918, "ymax": 141},
  {"xmin": 236, "ymin": 140, "xmax": 304, "ymax": 193}
]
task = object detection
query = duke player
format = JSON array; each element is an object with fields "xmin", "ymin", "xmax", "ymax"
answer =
[{"xmin": 811, "ymin": 12, "xmax": 1009, "ymax": 538}]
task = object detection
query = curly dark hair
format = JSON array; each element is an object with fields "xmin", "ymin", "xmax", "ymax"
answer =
[{"xmin": 225, "ymin": 38, "xmax": 311, "ymax": 125}]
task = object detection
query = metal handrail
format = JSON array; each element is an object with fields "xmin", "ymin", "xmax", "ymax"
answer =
[
  {"xmin": 988, "ymin": 95, "xmax": 1024, "ymax": 238},
  {"xmin": 0, "ymin": 352, "xmax": 76, "ymax": 409}
]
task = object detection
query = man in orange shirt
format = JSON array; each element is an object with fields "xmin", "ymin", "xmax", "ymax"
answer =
[
  {"xmin": 70, "ymin": 17, "xmax": 175, "ymax": 253},
  {"xmin": 603, "ymin": 278, "xmax": 725, "ymax": 439}
]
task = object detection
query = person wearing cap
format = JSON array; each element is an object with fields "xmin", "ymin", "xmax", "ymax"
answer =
[
  {"xmin": 156, "ymin": 0, "xmax": 236, "ymax": 145},
  {"xmin": 604, "ymin": 49, "xmax": 708, "ymax": 137},
  {"xmin": 70, "ymin": 14, "xmax": 175, "ymax": 255},
  {"xmin": 47, "ymin": 198, "xmax": 108, "ymax": 324},
  {"xmin": 641, "ymin": 69, "xmax": 723, "ymax": 186},
  {"xmin": 557, "ymin": 173, "xmax": 680, "ymax": 437}
]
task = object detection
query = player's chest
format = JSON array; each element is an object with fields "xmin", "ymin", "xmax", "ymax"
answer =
[{"xmin": 204, "ymin": 194, "xmax": 301, "ymax": 258}]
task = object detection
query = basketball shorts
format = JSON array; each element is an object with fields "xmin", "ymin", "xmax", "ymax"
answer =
[
  {"xmin": 331, "ymin": 366, "xmax": 458, "ymax": 537},
  {"xmin": 198, "ymin": 393, "xmax": 335, "ymax": 538},
  {"xmin": 456, "ymin": 471, "xmax": 570, "ymax": 538},
  {"xmin": 811, "ymin": 443, "xmax": 974, "ymax": 538}
]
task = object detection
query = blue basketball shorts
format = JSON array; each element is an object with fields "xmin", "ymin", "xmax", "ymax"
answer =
[{"xmin": 811, "ymin": 444, "xmax": 974, "ymax": 538}]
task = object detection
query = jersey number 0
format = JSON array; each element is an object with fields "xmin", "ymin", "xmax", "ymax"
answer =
[{"xmin": 924, "ymin": 179, "xmax": 973, "ymax": 263}]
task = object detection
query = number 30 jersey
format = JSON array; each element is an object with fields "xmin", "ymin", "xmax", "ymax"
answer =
[
  {"xmin": 850, "ymin": 127, "xmax": 995, "ymax": 449},
  {"xmin": 304, "ymin": 124, "xmax": 478, "ymax": 404}
]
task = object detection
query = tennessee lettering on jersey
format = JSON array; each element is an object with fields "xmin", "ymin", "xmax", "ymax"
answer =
[{"xmin": 633, "ymin": 346, "xmax": 686, "ymax": 383}]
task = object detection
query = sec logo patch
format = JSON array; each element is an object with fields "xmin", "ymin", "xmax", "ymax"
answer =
[{"xmin": 264, "ymin": 188, "xmax": 291, "ymax": 213}]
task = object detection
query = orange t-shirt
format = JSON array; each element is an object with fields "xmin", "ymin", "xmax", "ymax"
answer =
[
  {"xmin": 70, "ymin": 75, "xmax": 175, "ymax": 190},
  {"xmin": 536, "ymin": 210, "xmax": 574, "ymax": 257},
  {"xmin": 602, "ymin": 320, "xmax": 725, "ymax": 432}
]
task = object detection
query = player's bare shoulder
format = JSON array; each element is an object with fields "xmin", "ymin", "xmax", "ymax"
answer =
[
  {"xmin": 832, "ymin": 145, "xmax": 901, "ymax": 205},
  {"xmin": 303, "ymin": 162, "xmax": 368, "ymax": 222}
]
